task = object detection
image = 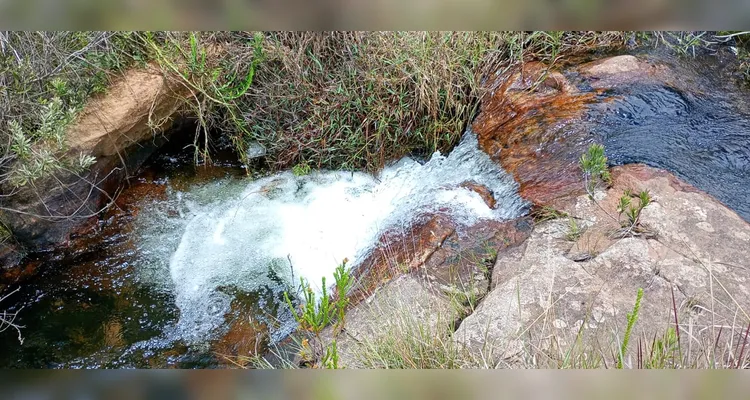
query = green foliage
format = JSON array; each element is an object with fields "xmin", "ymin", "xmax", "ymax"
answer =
[
  {"xmin": 618, "ymin": 287, "xmax": 643, "ymax": 369},
  {"xmin": 283, "ymin": 259, "xmax": 352, "ymax": 368},
  {"xmin": 617, "ymin": 189, "xmax": 651, "ymax": 228},
  {"xmin": 531, "ymin": 205, "xmax": 569, "ymax": 222},
  {"xmin": 565, "ymin": 217, "xmax": 583, "ymax": 241},
  {"xmin": 333, "ymin": 259, "xmax": 353, "ymax": 332},
  {"xmin": 292, "ymin": 162, "xmax": 312, "ymax": 177},
  {"xmin": 579, "ymin": 143, "xmax": 611, "ymax": 196},
  {"xmin": 643, "ymin": 326, "xmax": 680, "ymax": 369},
  {"xmin": 322, "ymin": 340, "xmax": 340, "ymax": 369},
  {"xmin": 284, "ymin": 276, "xmax": 332, "ymax": 337},
  {"xmin": 4, "ymin": 97, "xmax": 94, "ymax": 188}
]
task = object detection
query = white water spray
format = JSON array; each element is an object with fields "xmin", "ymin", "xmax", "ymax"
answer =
[{"xmin": 135, "ymin": 131, "xmax": 527, "ymax": 345}]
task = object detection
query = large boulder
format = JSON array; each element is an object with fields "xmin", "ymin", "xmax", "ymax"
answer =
[
  {"xmin": 472, "ymin": 53, "xmax": 750, "ymax": 222},
  {"xmin": 321, "ymin": 213, "xmax": 532, "ymax": 368},
  {"xmin": 454, "ymin": 164, "xmax": 750, "ymax": 367}
]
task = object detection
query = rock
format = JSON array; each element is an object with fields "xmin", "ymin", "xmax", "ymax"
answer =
[
  {"xmin": 325, "ymin": 210, "xmax": 532, "ymax": 367},
  {"xmin": 65, "ymin": 65, "xmax": 187, "ymax": 158},
  {"xmin": 473, "ymin": 54, "xmax": 750, "ymax": 223},
  {"xmin": 245, "ymin": 142, "xmax": 267, "ymax": 160},
  {"xmin": 472, "ymin": 61, "xmax": 597, "ymax": 209},
  {"xmin": 454, "ymin": 164, "xmax": 750, "ymax": 367},
  {"xmin": 323, "ymin": 274, "xmax": 457, "ymax": 368},
  {"xmin": 576, "ymin": 55, "xmax": 672, "ymax": 89},
  {"xmin": 459, "ymin": 182, "xmax": 497, "ymax": 209},
  {"xmin": 1, "ymin": 64, "xmax": 188, "ymax": 251}
]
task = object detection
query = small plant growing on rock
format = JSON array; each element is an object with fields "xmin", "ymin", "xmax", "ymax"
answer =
[
  {"xmin": 565, "ymin": 217, "xmax": 584, "ymax": 241},
  {"xmin": 614, "ymin": 189, "xmax": 653, "ymax": 238},
  {"xmin": 618, "ymin": 287, "xmax": 643, "ymax": 369},
  {"xmin": 579, "ymin": 143, "xmax": 612, "ymax": 197}
]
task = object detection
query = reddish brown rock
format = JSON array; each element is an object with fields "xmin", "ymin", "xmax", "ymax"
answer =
[
  {"xmin": 459, "ymin": 182, "xmax": 497, "ymax": 209},
  {"xmin": 472, "ymin": 61, "xmax": 600, "ymax": 210}
]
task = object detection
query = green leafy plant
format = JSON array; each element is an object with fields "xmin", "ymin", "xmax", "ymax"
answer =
[
  {"xmin": 322, "ymin": 340, "xmax": 340, "ymax": 369},
  {"xmin": 618, "ymin": 287, "xmax": 643, "ymax": 368},
  {"xmin": 579, "ymin": 143, "xmax": 611, "ymax": 197},
  {"xmin": 615, "ymin": 189, "xmax": 652, "ymax": 237},
  {"xmin": 333, "ymin": 258, "xmax": 353, "ymax": 333},
  {"xmin": 283, "ymin": 259, "xmax": 352, "ymax": 368},
  {"xmin": 284, "ymin": 276, "xmax": 332, "ymax": 337},
  {"xmin": 292, "ymin": 162, "xmax": 312, "ymax": 177}
]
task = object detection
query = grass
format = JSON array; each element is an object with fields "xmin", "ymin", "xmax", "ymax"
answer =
[{"xmin": 0, "ymin": 33, "xmax": 144, "ymax": 194}]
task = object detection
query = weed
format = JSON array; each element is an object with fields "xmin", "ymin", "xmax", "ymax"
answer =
[
  {"xmin": 282, "ymin": 259, "xmax": 352, "ymax": 368},
  {"xmin": 565, "ymin": 217, "xmax": 584, "ymax": 241},
  {"xmin": 531, "ymin": 205, "xmax": 569, "ymax": 223},
  {"xmin": 579, "ymin": 143, "xmax": 611, "ymax": 197},
  {"xmin": 333, "ymin": 259, "xmax": 353, "ymax": 333},
  {"xmin": 618, "ymin": 287, "xmax": 643, "ymax": 368},
  {"xmin": 292, "ymin": 162, "xmax": 312, "ymax": 177},
  {"xmin": 614, "ymin": 189, "xmax": 652, "ymax": 238}
]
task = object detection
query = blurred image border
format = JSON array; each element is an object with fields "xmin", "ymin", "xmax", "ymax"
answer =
[
  {"xmin": 1, "ymin": 370, "xmax": 749, "ymax": 399},
  {"xmin": 0, "ymin": 0, "xmax": 749, "ymax": 30}
]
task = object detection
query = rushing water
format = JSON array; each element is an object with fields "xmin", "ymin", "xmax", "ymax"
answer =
[{"xmin": 0, "ymin": 131, "xmax": 527, "ymax": 368}]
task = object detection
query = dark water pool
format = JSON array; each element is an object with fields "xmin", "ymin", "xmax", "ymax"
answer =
[
  {"xmin": 585, "ymin": 54, "xmax": 750, "ymax": 221},
  {"xmin": 0, "ymin": 132, "xmax": 255, "ymax": 368}
]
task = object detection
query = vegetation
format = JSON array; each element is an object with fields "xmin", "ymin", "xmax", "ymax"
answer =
[
  {"xmin": 579, "ymin": 143, "xmax": 612, "ymax": 197},
  {"xmin": 618, "ymin": 287, "xmax": 643, "ymax": 368},
  {"xmin": 613, "ymin": 189, "xmax": 654, "ymax": 238},
  {"xmin": 279, "ymin": 258, "xmax": 352, "ymax": 368},
  {"xmin": 0, "ymin": 287, "xmax": 24, "ymax": 345}
]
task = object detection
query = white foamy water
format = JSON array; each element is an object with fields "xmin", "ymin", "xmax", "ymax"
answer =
[{"xmin": 134, "ymin": 132, "xmax": 528, "ymax": 345}]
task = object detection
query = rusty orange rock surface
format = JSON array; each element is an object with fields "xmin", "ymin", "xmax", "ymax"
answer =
[{"xmin": 472, "ymin": 61, "xmax": 599, "ymax": 209}]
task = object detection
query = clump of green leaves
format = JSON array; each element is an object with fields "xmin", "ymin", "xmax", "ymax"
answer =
[
  {"xmin": 614, "ymin": 189, "xmax": 653, "ymax": 237},
  {"xmin": 579, "ymin": 143, "xmax": 612, "ymax": 197},
  {"xmin": 292, "ymin": 162, "xmax": 312, "ymax": 177},
  {"xmin": 283, "ymin": 258, "xmax": 353, "ymax": 368},
  {"xmin": 5, "ymin": 98, "xmax": 96, "ymax": 188},
  {"xmin": 618, "ymin": 287, "xmax": 643, "ymax": 369}
]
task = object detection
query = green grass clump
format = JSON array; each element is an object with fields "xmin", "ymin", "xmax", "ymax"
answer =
[{"xmin": 292, "ymin": 162, "xmax": 311, "ymax": 177}]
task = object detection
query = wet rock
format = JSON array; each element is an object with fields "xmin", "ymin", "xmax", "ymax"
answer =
[
  {"xmin": 324, "ymin": 213, "xmax": 532, "ymax": 367},
  {"xmin": 472, "ymin": 61, "xmax": 598, "ymax": 209},
  {"xmin": 473, "ymin": 54, "xmax": 750, "ymax": 223},
  {"xmin": 1, "ymin": 64, "xmax": 188, "ymax": 251},
  {"xmin": 455, "ymin": 164, "xmax": 750, "ymax": 367},
  {"xmin": 212, "ymin": 312, "xmax": 269, "ymax": 368},
  {"xmin": 577, "ymin": 55, "xmax": 672, "ymax": 89},
  {"xmin": 459, "ymin": 182, "xmax": 497, "ymax": 209}
]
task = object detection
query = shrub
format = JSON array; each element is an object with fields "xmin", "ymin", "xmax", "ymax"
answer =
[{"xmin": 579, "ymin": 143, "xmax": 611, "ymax": 196}]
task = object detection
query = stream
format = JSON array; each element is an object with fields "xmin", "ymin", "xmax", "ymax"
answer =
[{"xmin": 2, "ymin": 51, "xmax": 750, "ymax": 368}]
